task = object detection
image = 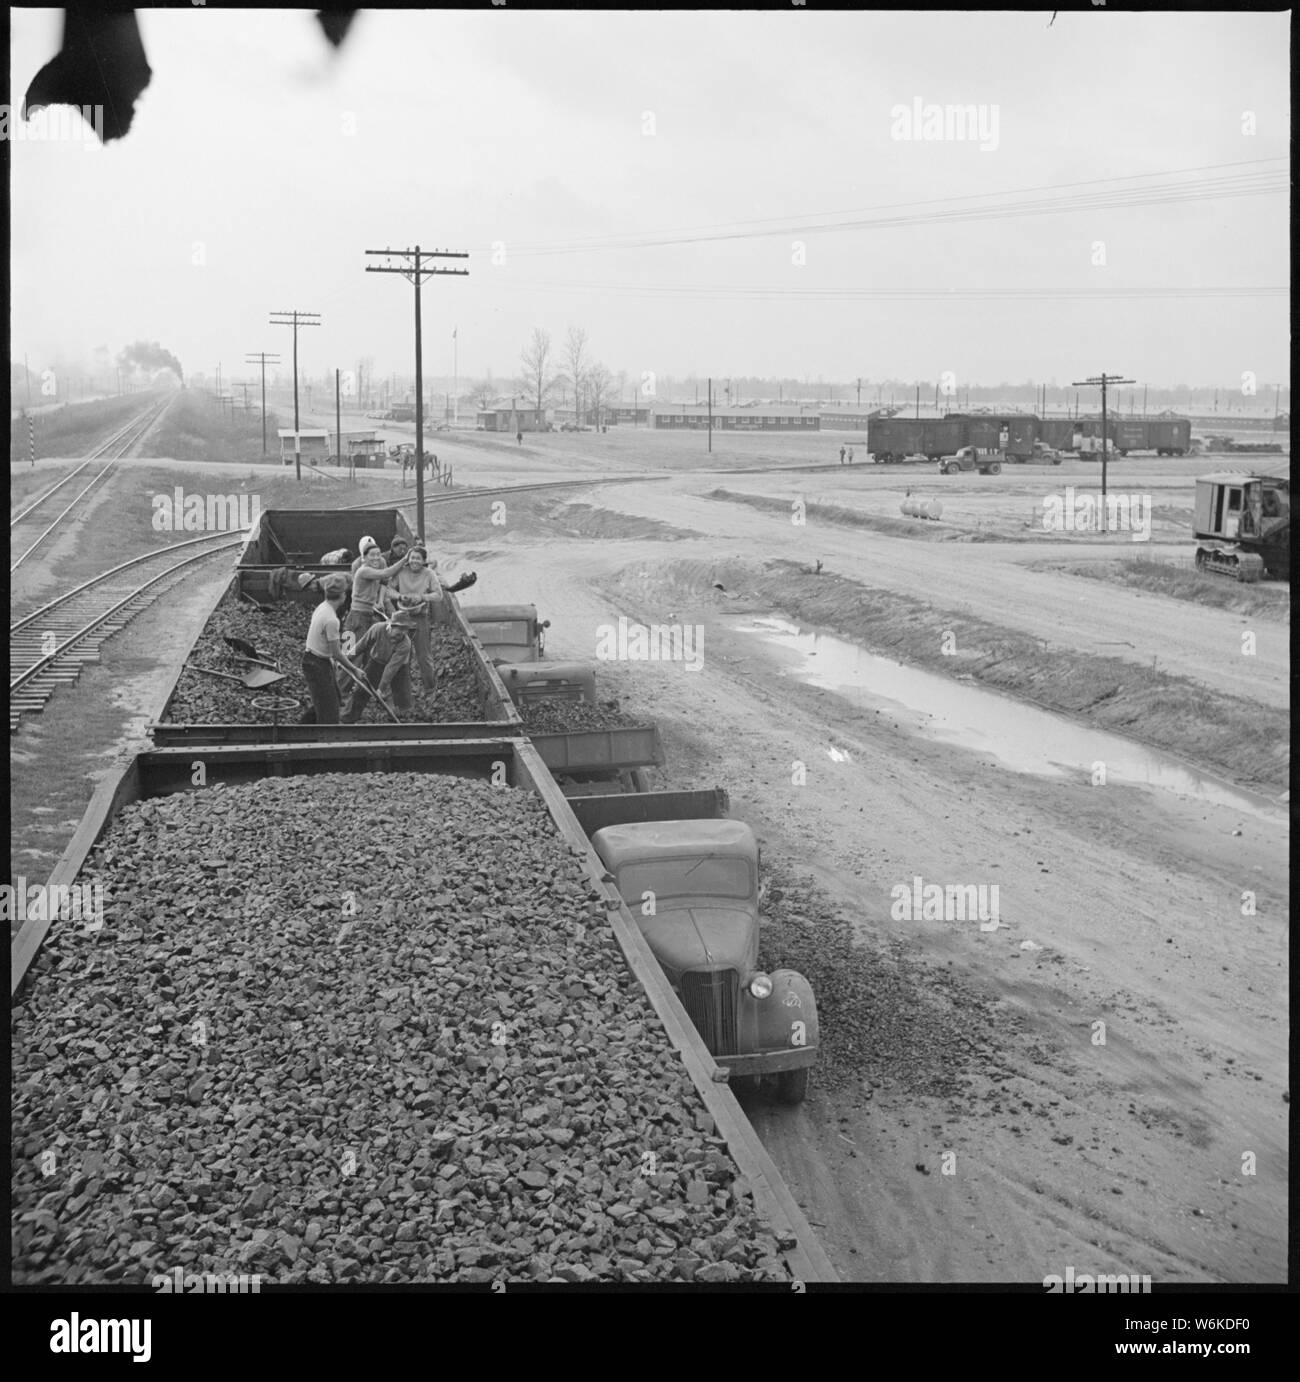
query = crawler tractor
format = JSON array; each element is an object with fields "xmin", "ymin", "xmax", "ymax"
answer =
[{"xmin": 1193, "ymin": 473, "xmax": 1290, "ymax": 581}]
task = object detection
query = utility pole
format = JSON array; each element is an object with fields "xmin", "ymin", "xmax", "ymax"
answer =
[
  {"xmin": 365, "ymin": 245, "xmax": 468, "ymax": 541},
  {"xmin": 245, "ymin": 352, "xmax": 280, "ymax": 457},
  {"xmin": 856, "ymin": 377, "xmax": 862, "ymax": 407},
  {"xmin": 1072, "ymin": 372, "xmax": 1134, "ymax": 529},
  {"xmin": 915, "ymin": 384, "xmax": 920, "ymax": 420},
  {"xmin": 452, "ymin": 325, "xmax": 458, "ymax": 426},
  {"xmin": 336, "ymin": 368, "xmax": 343, "ymax": 474},
  {"xmin": 270, "ymin": 310, "xmax": 321, "ymax": 480},
  {"xmin": 707, "ymin": 377, "xmax": 713, "ymax": 454}
]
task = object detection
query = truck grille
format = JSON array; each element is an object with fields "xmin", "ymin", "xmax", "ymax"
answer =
[{"xmin": 679, "ymin": 970, "xmax": 739, "ymax": 1056}]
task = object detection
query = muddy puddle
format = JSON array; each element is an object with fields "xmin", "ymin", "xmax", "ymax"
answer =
[{"xmin": 733, "ymin": 615, "xmax": 1284, "ymax": 822}]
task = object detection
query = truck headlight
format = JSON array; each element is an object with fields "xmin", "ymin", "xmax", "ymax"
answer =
[{"xmin": 749, "ymin": 972, "xmax": 773, "ymax": 999}]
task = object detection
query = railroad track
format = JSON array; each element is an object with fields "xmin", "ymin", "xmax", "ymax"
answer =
[
  {"xmin": 9, "ymin": 393, "xmax": 174, "ymax": 574},
  {"xmin": 9, "ymin": 532, "xmax": 244, "ymax": 733},
  {"xmin": 7, "ymin": 477, "xmax": 632, "ymax": 735}
]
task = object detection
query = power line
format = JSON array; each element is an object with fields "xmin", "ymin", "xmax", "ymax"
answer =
[
  {"xmin": 501, "ymin": 282, "xmax": 1285, "ymax": 304},
  {"xmin": 481, "ymin": 159, "xmax": 1288, "ymax": 258}
]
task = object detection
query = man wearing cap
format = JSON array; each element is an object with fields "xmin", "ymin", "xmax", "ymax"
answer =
[
  {"xmin": 341, "ymin": 609, "xmax": 418, "ymax": 722},
  {"xmin": 301, "ymin": 574, "xmax": 365, "ymax": 724}
]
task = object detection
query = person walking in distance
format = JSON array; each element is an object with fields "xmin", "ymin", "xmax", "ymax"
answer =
[
  {"xmin": 848, "ymin": 445, "xmax": 855, "ymax": 464},
  {"xmin": 840, "ymin": 444, "xmax": 846, "ymax": 464},
  {"xmin": 301, "ymin": 575, "xmax": 364, "ymax": 725}
]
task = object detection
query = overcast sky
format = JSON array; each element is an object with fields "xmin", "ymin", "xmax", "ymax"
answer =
[{"xmin": 9, "ymin": 8, "xmax": 1291, "ymax": 394}]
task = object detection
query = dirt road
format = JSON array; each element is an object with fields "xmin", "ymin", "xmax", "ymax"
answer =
[
  {"xmin": 456, "ymin": 496, "xmax": 1288, "ymax": 1284},
  {"xmin": 588, "ymin": 478, "xmax": 1288, "ymax": 710}
]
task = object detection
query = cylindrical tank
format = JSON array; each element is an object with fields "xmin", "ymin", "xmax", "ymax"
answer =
[{"xmin": 900, "ymin": 498, "xmax": 943, "ymax": 520}]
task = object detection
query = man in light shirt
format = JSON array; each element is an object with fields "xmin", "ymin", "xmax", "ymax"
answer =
[{"xmin": 301, "ymin": 574, "xmax": 364, "ymax": 724}]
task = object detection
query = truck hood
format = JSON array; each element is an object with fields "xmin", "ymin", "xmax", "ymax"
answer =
[{"xmin": 638, "ymin": 904, "xmax": 755, "ymax": 975}]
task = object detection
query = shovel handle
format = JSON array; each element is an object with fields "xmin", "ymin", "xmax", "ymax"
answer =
[
  {"xmin": 184, "ymin": 664, "xmax": 246, "ymax": 685},
  {"xmin": 339, "ymin": 661, "xmax": 401, "ymax": 724}
]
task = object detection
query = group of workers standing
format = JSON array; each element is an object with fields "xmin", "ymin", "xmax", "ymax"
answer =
[{"xmin": 300, "ymin": 532, "xmax": 477, "ymax": 725}]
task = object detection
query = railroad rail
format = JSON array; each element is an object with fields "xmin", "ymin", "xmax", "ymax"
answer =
[
  {"xmin": 9, "ymin": 393, "xmax": 174, "ymax": 573},
  {"xmin": 9, "ymin": 532, "xmax": 244, "ymax": 732}
]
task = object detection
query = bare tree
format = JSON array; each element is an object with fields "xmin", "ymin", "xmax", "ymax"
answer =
[
  {"xmin": 469, "ymin": 377, "xmax": 497, "ymax": 411},
  {"xmin": 516, "ymin": 328, "xmax": 556, "ymax": 422},
  {"xmin": 562, "ymin": 325, "xmax": 589, "ymax": 424},
  {"xmin": 586, "ymin": 362, "xmax": 612, "ymax": 428}
]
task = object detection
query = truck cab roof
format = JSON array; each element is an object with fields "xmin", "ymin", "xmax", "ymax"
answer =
[
  {"xmin": 461, "ymin": 604, "xmax": 539, "ymax": 624},
  {"xmin": 592, "ymin": 819, "xmax": 758, "ymax": 869}
]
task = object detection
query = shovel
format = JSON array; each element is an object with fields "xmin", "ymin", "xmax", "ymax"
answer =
[
  {"xmin": 337, "ymin": 659, "xmax": 402, "ymax": 725},
  {"xmin": 184, "ymin": 663, "xmax": 287, "ymax": 690}
]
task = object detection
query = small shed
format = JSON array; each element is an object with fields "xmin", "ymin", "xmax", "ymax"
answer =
[{"xmin": 278, "ymin": 429, "xmax": 331, "ymax": 464}]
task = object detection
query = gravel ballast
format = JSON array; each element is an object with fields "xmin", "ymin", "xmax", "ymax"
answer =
[
  {"xmin": 13, "ymin": 773, "xmax": 793, "ymax": 1284},
  {"xmin": 162, "ymin": 590, "xmax": 484, "ymax": 724}
]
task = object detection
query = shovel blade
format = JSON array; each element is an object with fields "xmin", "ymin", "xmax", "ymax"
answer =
[{"xmin": 242, "ymin": 668, "xmax": 287, "ymax": 688}]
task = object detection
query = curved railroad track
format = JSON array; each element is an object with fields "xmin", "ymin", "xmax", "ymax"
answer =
[
  {"xmin": 9, "ymin": 393, "xmax": 174, "ymax": 574},
  {"xmin": 9, "ymin": 532, "xmax": 245, "ymax": 733}
]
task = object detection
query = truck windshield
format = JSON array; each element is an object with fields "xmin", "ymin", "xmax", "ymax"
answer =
[
  {"xmin": 617, "ymin": 856, "xmax": 753, "ymax": 904},
  {"xmin": 472, "ymin": 622, "xmax": 530, "ymax": 646}
]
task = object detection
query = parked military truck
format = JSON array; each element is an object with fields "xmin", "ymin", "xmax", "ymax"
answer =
[
  {"xmin": 574, "ymin": 801, "xmax": 819, "ymax": 1104},
  {"xmin": 1193, "ymin": 473, "xmax": 1290, "ymax": 581},
  {"xmin": 462, "ymin": 602, "xmax": 663, "ymax": 793},
  {"xmin": 462, "ymin": 603, "xmax": 550, "ymax": 662},
  {"xmin": 938, "ymin": 445, "xmax": 1002, "ymax": 476}
]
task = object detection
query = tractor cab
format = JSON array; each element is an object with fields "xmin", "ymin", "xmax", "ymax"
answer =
[
  {"xmin": 591, "ymin": 818, "xmax": 817, "ymax": 1101},
  {"xmin": 1193, "ymin": 473, "xmax": 1291, "ymax": 581},
  {"xmin": 462, "ymin": 603, "xmax": 549, "ymax": 662}
]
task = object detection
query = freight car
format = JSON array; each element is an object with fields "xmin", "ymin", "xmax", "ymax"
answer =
[
  {"xmin": 11, "ymin": 737, "xmax": 835, "ymax": 1284},
  {"xmin": 867, "ymin": 415, "xmax": 965, "ymax": 464},
  {"xmin": 871, "ymin": 414, "xmax": 1192, "ymax": 463},
  {"xmin": 1074, "ymin": 417, "xmax": 1191, "ymax": 456},
  {"xmin": 869, "ymin": 413, "xmax": 1038, "ymax": 463},
  {"xmin": 152, "ymin": 509, "xmax": 664, "ymax": 791}
]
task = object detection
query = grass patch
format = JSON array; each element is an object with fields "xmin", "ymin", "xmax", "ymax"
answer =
[
  {"xmin": 1057, "ymin": 555, "xmax": 1290, "ymax": 622},
  {"xmin": 10, "ymin": 394, "xmax": 160, "ymax": 461},
  {"xmin": 141, "ymin": 389, "xmax": 284, "ymax": 466}
]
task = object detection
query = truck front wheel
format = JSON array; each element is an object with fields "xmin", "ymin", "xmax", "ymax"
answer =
[{"xmin": 774, "ymin": 1067, "xmax": 810, "ymax": 1104}]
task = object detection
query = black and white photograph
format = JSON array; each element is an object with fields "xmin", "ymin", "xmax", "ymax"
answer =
[{"xmin": 7, "ymin": 2, "xmax": 1289, "ymax": 1335}]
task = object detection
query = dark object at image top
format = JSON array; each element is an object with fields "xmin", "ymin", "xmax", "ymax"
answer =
[{"xmin": 23, "ymin": 7, "xmax": 357, "ymax": 144}]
